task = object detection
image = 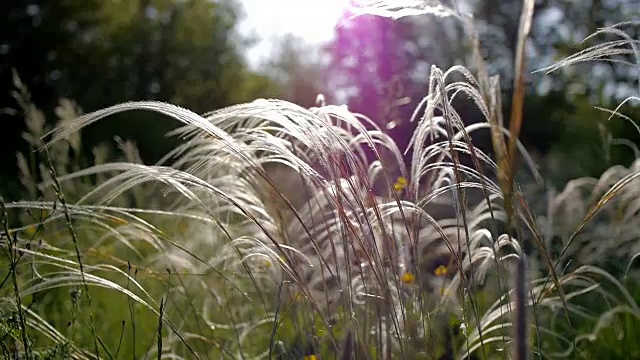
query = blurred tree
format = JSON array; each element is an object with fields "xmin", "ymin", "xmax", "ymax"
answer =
[
  {"xmin": 472, "ymin": 0, "xmax": 637, "ymax": 100},
  {"xmin": 327, "ymin": 13, "xmax": 416, "ymax": 126},
  {"xmin": 470, "ymin": 0, "xmax": 639, "ymax": 180},
  {"xmin": 325, "ymin": 13, "xmax": 422, "ymax": 166},
  {"xmin": 264, "ymin": 34, "xmax": 330, "ymax": 108},
  {"xmin": 324, "ymin": 8, "xmax": 478, "ymax": 166},
  {"xmin": 0, "ymin": 0, "xmax": 280, "ymax": 194}
]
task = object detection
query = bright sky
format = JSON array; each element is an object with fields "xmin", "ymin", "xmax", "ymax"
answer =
[{"xmin": 239, "ymin": 0, "xmax": 348, "ymax": 68}]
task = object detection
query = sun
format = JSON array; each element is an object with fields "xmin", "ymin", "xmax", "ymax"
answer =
[{"xmin": 241, "ymin": 0, "xmax": 349, "ymax": 44}]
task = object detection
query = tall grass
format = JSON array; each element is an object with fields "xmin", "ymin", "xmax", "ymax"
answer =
[{"xmin": 2, "ymin": 1, "xmax": 640, "ymax": 359}]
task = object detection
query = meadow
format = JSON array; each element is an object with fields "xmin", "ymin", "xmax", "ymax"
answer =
[{"xmin": 1, "ymin": 2, "xmax": 640, "ymax": 359}]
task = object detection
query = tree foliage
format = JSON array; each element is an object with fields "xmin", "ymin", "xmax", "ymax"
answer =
[
  {"xmin": 0, "ymin": 0, "xmax": 280, "ymax": 188},
  {"xmin": 264, "ymin": 34, "xmax": 330, "ymax": 108}
]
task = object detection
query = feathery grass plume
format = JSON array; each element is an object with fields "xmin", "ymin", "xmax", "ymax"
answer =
[
  {"xmin": 349, "ymin": 2, "xmax": 640, "ymax": 359},
  {"xmin": 536, "ymin": 22, "xmax": 640, "ymax": 268},
  {"xmin": 357, "ymin": 2, "xmax": 544, "ymax": 358},
  {"xmin": 26, "ymin": 62, "xmax": 538, "ymax": 358},
  {"xmin": 525, "ymin": 19, "xmax": 640, "ymax": 359},
  {"xmin": 6, "ymin": 2, "xmax": 529, "ymax": 359},
  {"xmin": 15, "ymin": 79, "xmax": 504, "ymax": 357},
  {"xmin": 348, "ymin": 0, "xmax": 457, "ymax": 19},
  {"xmin": 537, "ymin": 22, "xmax": 639, "ymax": 86}
]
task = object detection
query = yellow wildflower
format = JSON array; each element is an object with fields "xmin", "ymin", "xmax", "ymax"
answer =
[
  {"xmin": 24, "ymin": 226, "xmax": 37, "ymax": 237},
  {"xmin": 400, "ymin": 271, "xmax": 415, "ymax": 285},
  {"xmin": 393, "ymin": 176, "xmax": 407, "ymax": 192},
  {"xmin": 393, "ymin": 176, "xmax": 408, "ymax": 192},
  {"xmin": 303, "ymin": 355, "xmax": 317, "ymax": 360},
  {"xmin": 434, "ymin": 265, "xmax": 448, "ymax": 277}
]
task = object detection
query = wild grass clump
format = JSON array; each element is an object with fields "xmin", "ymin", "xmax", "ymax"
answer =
[{"xmin": 1, "ymin": 1, "xmax": 639, "ymax": 359}]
